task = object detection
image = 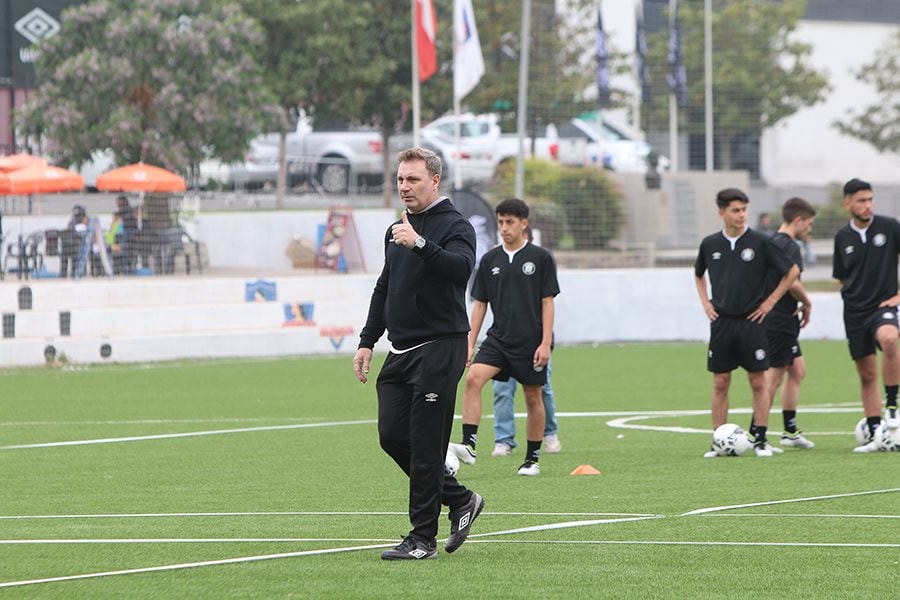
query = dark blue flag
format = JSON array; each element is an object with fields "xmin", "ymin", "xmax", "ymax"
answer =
[
  {"xmin": 667, "ymin": 0, "xmax": 688, "ymax": 107},
  {"xmin": 636, "ymin": 4, "xmax": 651, "ymax": 104},
  {"xmin": 596, "ymin": 8, "xmax": 611, "ymax": 108}
]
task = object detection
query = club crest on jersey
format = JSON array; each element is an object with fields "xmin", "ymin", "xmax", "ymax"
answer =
[
  {"xmin": 712, "ymin": 251, "xmax": 722, "ymax": 260},
  {"xmin": 522, "ymin": 262, "xmax": 536, "ymax": 275},
  {"xmin": 491, "ymin": 266, "xmax": 501, "ymax": 275},
  {"xmin": 740, "ymin": 248, "xmax": 755, "ymax": 262},
  {"xmin": 845, "ymin": 246, "xmax": 854, "ymax": 255},
  {"xmin": 874, "ymin": 233, "xmax": 887, "ymax": 247}
]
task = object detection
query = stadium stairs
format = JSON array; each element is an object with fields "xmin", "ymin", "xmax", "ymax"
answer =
[{"xmin": 0, "ymin": 273, "xmax": 373, "ymax": 367}]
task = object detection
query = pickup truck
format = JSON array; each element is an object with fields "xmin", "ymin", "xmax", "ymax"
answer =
[
  {"xmin": 230, "ymin": 113, "xmax": 385, "ymax": 194},
  {"xmin": 421, "ymin": 113, "xmax": 668, "ymax": 185},
  {"xmin": 421, "ymin": 113, "xmax": 560, "ymax": 186}
]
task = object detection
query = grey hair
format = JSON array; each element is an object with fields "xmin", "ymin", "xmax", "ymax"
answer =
[{"xmin": 397, "ymin": 146, "xmax": 442, "ymax": 178}]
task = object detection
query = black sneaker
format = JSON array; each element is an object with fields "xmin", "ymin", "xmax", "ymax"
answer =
[
  {"xmin": 445, "ymin": 492, "xmax": 484, "ymax": 553},
  {"xmin": 380, "ymin": 536, "xmax": 437, "ymax": 560}
]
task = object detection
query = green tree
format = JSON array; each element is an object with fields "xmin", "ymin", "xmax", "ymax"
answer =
[
  {"xmin": 16, "ymin": 0, "xmax": 280, "ymax": 174},
  {"xmin": 833, "ymin": 30, "xmax": 900, "ymax": 155},
  {"xmin": 643, "ymin": 0, "xmax": 829, "ymax": 169},
  {"xmin": 239, "ymin": 0, "xmax": 393, "ymax": 205}
]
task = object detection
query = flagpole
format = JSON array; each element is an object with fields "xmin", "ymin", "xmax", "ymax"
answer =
[
  {"xmin": 453, "ymin": 0, "xmax": 462, "ymax": 190},
  {"xmin": 704, "ymin": 0, "xmax": 713, "ymax": 172},
  {"xmin": 412, "ymin": 0, "xmax": 422, "ymax": 147},
  {"xmin": 515, "ymin": 0, "xmax": 531, "ymax": 200},
  {"xmin": 668, "ymin": 0, "xmax": 678, "ymax": 172},
  {"xmin": 634, "ymin": 2, "xmax": 643, "ymax": 141}
]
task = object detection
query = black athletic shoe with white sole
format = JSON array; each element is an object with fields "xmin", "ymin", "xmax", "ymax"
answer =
[
  {"xmin": 380, "ymin": 536, "xmax": 437, "ymax": 560},
  {"xmin": 445, "ymin": 492, "xmax": 484, "ymax": 553}
]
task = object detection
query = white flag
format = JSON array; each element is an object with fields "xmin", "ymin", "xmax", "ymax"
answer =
[{"xmin": 453, "ymin": 0, "xmax": 485, "ymax": 100}]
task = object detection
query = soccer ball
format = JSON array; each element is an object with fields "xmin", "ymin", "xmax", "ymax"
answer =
[
  {"xmin": 855, "ymin": 417, "xmax": 874, "ymax": 446},
  {"xmin": 444, "ymin": 447, "xmax": 460, "ymax": 477},
  {"xmin": 712, "ymin": 423, "xmax": 752, "ymax": 457},
  {"xmin": 873, "ymin": 423, "xmax": 900, "ymax": 452}
]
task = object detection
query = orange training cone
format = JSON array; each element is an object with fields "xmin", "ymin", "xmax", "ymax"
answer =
[{"xmin": 570, "ymin": 464, "xmax": 602, "ymax": 476}]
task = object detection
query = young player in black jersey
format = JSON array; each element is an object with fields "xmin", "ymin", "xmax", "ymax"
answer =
[
  {"xmin": 449, "ymin": 198, "xmax": 560, "ymax": 476},
  {"xmin": 760, "ymin": 197, "xmax": 816, "ymax": 449},
  {"xmin": 694, "ymin": 188, "xmax": 799, "ymax": 457},
  {"xmin": 832, "ymin": 178, "xmax": 900, "ymax": 452}
]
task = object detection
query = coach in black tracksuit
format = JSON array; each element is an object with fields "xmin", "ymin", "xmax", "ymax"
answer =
[{"xmin": 354, "ymin": 147, "xmax": 484, "ymax": 560}]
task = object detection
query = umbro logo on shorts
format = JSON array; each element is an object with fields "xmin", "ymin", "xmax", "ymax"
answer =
[{"xmin": 424, "ymin": 393, "xmax": 438, "ymax": 402}]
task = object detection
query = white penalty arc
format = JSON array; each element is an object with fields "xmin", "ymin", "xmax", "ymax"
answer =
[{"xmin": 607, "ymin": 406, "xmax": 864, "ymax": 436}]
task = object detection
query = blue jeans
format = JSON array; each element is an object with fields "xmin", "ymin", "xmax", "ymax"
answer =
[
  {"xmin": 74, "ymin": 217, "xmax": 102, "ymax": 278},
  {"xmin": 492, "ymin": 361, "xmax": 557, "ymax": 448}
]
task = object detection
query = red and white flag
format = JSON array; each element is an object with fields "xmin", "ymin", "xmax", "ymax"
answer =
[{"xmin": 416, "ymin": 0, "xmax": 437, "ymax": 82}]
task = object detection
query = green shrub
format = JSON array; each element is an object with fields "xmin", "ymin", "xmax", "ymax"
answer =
[
  {"xmin": 810, "ymin": 182, "xmax": 848, "ymax": 242},
  {"xmin": 487, "ymin": 158, "xmax": 624, "ymax": 250}
]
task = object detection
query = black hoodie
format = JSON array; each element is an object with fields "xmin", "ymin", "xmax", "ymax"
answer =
[{"xmin": 359, "ymin": 198, "xmax": 476, "ymax": 351}]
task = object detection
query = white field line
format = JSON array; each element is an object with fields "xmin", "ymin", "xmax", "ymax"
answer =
[
  {"xmin": 0, "ymin": 420, "xmax": 377, "ymax": 450},
  {"xmin": 468, "ymin": 515, "xmax": 663, "ymax": 538},
  {"xmin": 0, "ymin": 514, "xmax": 662, "ymax": 588},
  {"xmin": 0, "ymin": 405, "xmax": 862, "ymax": 449},
  {"xmin": 0, "ymin": 418, "xmax": 319, "ymax": 426},
  {"xmin": 0, "ymin": 510, "xmax": 656, "ymax": 521},
  {"xmin": 698, "ymin": 513, "xmax": 900, "ymax": 519},
  {"xmin": 467, "ymin": 539, "xmax": 900, "ymax": 548},
  {"xmin": 0, "ymin": 538, "xmax": 398, "ymax": 544},
  {"xmin": 0, "ymin": 490, "xmax": 892, "ymax": 589},
  {"xmin": 0, "ymin": 542, "xmax": 396, "ymax": 589},
  {"xmin": 681, "ymin": 487, "xmax": 900, "ymax": 516}
]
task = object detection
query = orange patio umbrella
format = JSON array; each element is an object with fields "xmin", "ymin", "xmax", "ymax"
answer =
[
  {"xmin": 95, "ymin": 162, "xmax": 186, "ymax": 193},
  {"xmin": 0, "ymin": 152, "xmax": 47, "ymax": 173},
  {"xmin": 0, "ymin": 164, "xmax": 84, "ymax": 195}
]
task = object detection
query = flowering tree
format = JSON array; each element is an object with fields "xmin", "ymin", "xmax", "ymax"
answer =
[{"xmin": 16, "ymin": 0, "xmax": 281, "ymax": 172}]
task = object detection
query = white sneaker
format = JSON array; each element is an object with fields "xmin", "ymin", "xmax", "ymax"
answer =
[
  {"xmin": 517, "ymin": 461, "xmax": 540, "ymax": 476},
  {"xmin": 765, "ymin": 443, "xmax": 784, "ymax": 454},
  {"xmin": 703, "ymin": 447, "xmax": 719, "ymax": 458},
  {"xmin": 853, "ymin": 440, "xmax": 881, "ymax": 453},
  {"xmin": 543, "ymin": 434, "xmax": 561, "ymax": 454},
  {"xmin": 491, "ymin": 443, "xmax": 512, "ymax": 457},
  {"xmin": 754, "ymin": 444, "xmax": 773, "ymax": 458},
  {"xmin": 448, "ymin": 442, "xmax": 477, "ymax": 465},
  {"xmin": 780, "ymin": 432, "xmax": 815, "ymax": 449},
  {"xmin": 886, "ymin": 406, "xmax": 899, "ymax": 430}
]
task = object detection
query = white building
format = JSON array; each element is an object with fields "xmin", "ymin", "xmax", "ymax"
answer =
[{"xmin": 760, "ymin": 17, "xmax": 899, "ymax": 186}]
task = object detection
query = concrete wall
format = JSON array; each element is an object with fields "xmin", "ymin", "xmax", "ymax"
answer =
[
  {"xmin": 615, "ymin": 170, "xmax": 751, "ymax": 249},
  {"xmin": 0, "ymin": 268, "xmax": 846, "ymax": 367}
]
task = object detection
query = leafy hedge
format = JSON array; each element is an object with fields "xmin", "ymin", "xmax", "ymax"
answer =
[{"xmin": 487, "ymin": 158, "xmax": 624, "ymax": 249}]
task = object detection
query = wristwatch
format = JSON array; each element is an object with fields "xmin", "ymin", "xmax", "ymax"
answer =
[{"xmin": 414, "ymin": 236, "xmax": 426, "ymax": 250}]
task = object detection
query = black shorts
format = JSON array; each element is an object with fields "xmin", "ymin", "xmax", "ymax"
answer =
[
  {"xmin": 707, "ymin": 316, "xmax": 769, "ymax": 373},
  {"xmin": 844, "ymin": 307, "xmax": 900, "ymax": 360},
  {"xmin": 766, "ymin": 328, "xmax": 801, "ymax": 368},
  {"xmin": 472, "ymin": 335, "xmax": 548, "ymax": 386}
]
